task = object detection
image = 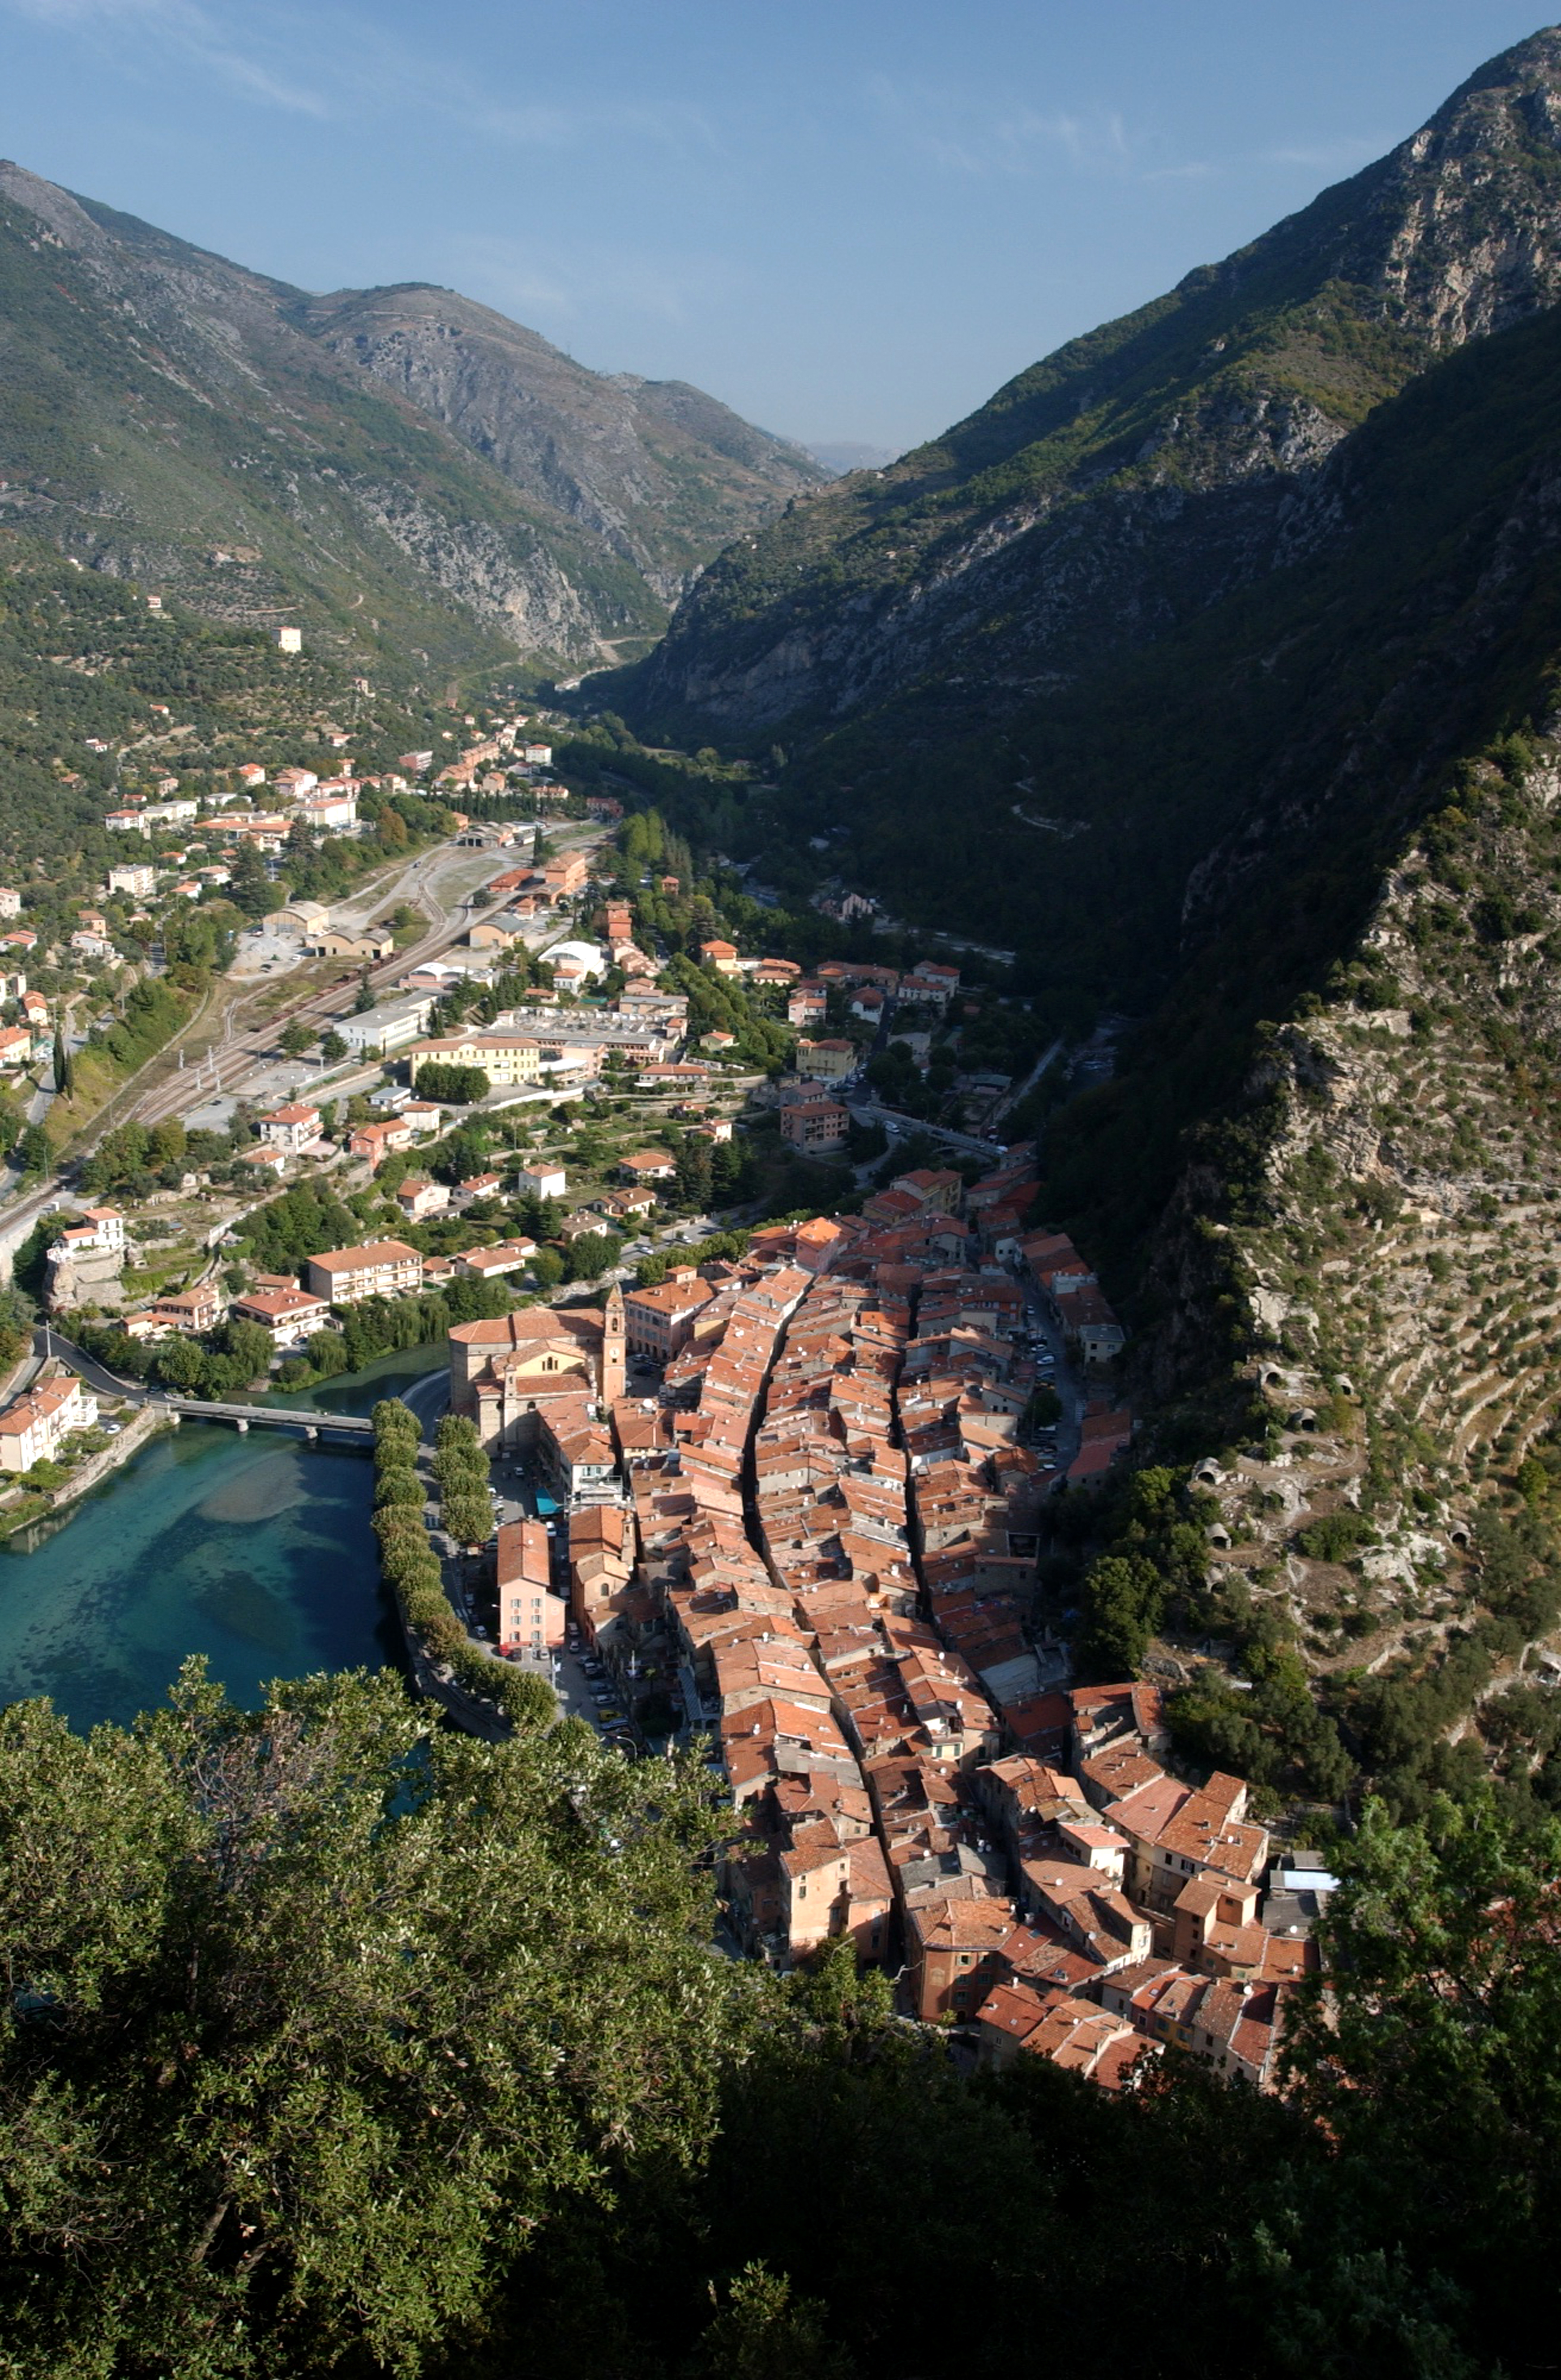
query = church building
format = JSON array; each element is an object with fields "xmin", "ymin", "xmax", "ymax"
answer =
[{"xmin": 449, "ymin": 1283, "xmax": 626, "ymax": 1454}]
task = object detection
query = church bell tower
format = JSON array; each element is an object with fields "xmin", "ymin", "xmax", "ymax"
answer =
[{"xmin": 601, "ymin": 1280, "xmax": 626, "ymax": 1407}]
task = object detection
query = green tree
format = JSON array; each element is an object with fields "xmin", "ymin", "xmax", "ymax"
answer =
[
  {"xmin": 153, "ymin": 1334, "xmax": 210, "ymax": 1394},
  {"xmin": 1281, "ymin": 1790, "xmax": 1561, "ymax": 2373},
  {"xmin": 414, "ymin": 1063, "xmax": 490, "ymax": 1104},
  {"xmin": 278, "ymin": 1020, "xmax": 312, "ymax": 1059},
  {"xmin": 319, "ymin": 1029, "xmax": 348, "ymax": 1063},
  {"xmin": 216, "ymin": 1317, "xmax": 274, "ymax": 1380},
  {"xmin": 689, "ymin": 2263, "xmax": 855, "ymax": 2380},
  {"xmin": 13, "ymin": 1125, "xmax": 49, "ymax": 1181},
  {"xmin": 374, "ymin": 1464, "xmax": 425, "ymax": 1509},
  {"xmin": 0, "ymin": 1662, "xmax": 747, "ymax": 2375},
  {"xmin": 147, "ymin": 1118, "xmax": 187, "ymax": 1171},
  {"xmin": 676, "ymin": 1136, "xmax": 715, "ymax": 1209},
  {"xmin": 566, "ymin": 1231, "xmax": 624, "ymax": 1282},
  {"xmin": 227, "ymin": 843, "xmax": 274, "ymax": 920},
  {"xmin": 306, "ymin": 1328, "xmax": 349, "ymax": 1378}
]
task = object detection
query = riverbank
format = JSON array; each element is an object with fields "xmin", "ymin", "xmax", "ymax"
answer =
[
  {"xmin": 0, "ymin": 1345, "xmax": 450, "ymax": 1731},
  {"xmin": 0, "ymin": 1399, "xmax": 171, "ymax": 1543}
]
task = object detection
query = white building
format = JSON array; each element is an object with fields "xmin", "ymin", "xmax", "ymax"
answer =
[
  {"xmin": 514, "ymin": 1162, "xmax": 567, "ymax": 1199},
  {"xmin": 305, "ymin": 1240, "xmax": 424, "ymax": 1306},
  {"xmin": 256, "ymin": 1103, "xmax": 321, "ymax": 1158},
  {"xmin": 108, "ymin": 865, "xmax": 156, "ymax": 899},
  {"xmin": 0, "ymin": 1374, "xmax": 98, "ymax": 1471},
  {"xmin": 541, "ymin": 938, "xmax": 608, "ymax": 982},
  {"xmin": 298, "ymin": 787, "xmax": 359, "ymax": 832},
  {"xmin": 230, "ymin": 1286, "xmax": 332, "ymax": 1349},
  {"xmin": 58, "ymin": 1206, "xmax": 127, "ymax": 1257},
  {"xmin": 338, "ymin": 996, "xmax": 435, "ymax": 1059}
]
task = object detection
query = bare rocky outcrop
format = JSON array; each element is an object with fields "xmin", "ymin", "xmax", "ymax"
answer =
[
  {"xmin": 299, "ymin": 284, "xmax": 824, "ymax": 605},
  {"xmin": 1146, "ymin": 732, "xmax": 1561, "ymax": 1697},
  {"xmin": 633, "ymin": 29, "xmax": 1561, "ymax": 735},
  {"xmin": 0, "ymin": 160, "xmax": 817, "ymax": 667},
  {"xmin": 45, "ymin": 1242, "xmax": 125, "ymax": 1315}
]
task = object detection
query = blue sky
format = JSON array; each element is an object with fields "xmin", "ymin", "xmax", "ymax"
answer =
[{"xmin": 0, "ymin": 0, "xmax": 1549, "ymax": 452}]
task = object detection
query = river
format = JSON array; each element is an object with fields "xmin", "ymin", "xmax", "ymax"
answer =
[{"xmin": 0, "ymin": 1343, "xmax": 449, "ymax": 1733}]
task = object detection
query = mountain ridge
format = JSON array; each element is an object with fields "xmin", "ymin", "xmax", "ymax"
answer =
[
  {"xmin": 291, "ymin": 277, "xmax": 825, "ymax": 608},
  {"xmin": 0, "ymin": 160, "xmax": 821, "ymax": 678},
  {"xmin": 624, "ymin": 25, "xmax": 1561, "ymax": 739}
]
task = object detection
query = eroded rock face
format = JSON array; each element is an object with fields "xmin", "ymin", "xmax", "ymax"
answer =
[
  {"xmin": 0, "ymin": 160, "xmax": 819, "ymax": 666},
  {"xmin": 299, "ymin": 285, "xmax": 825, "ymax": 606},
  {"xmin": 633, "ymin": 29, "xmax": 1561, "ymax": 735},
  {"xmin": 46, "ymin": 1244, "xmax": 125, "ymax": 1315}
]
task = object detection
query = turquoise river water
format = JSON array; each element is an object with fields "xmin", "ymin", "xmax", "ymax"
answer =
[{"xmin": 0, "ymin": 1343, "xmax": 448, "ymax": 1733}]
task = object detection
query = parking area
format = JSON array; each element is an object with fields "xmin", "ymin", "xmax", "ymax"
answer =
[
  {"xmin": 231, "ymin": 924, "xmax": 305, "ymax": 980},
  {"xmin": 1018, "ymin": 1291, "xmax": 1078, "ymax": 1471}
]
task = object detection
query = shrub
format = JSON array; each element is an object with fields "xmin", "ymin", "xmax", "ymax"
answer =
[{"xmin": 1297, "ymin": 1509, "xmax": 1372, "ymax": 1562}]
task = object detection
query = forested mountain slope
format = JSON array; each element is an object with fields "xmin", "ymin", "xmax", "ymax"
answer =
[
  {"xmin": 0, "ymin": 539, "xmax": 456, "ymax": 878},
  {"xmin": 631, "ymin": 29, "xmax": 1561, "ymax": 743},
  {"xmin": 730, "ymin": 281, "xmax": 1561, "ymax": 1012},
  {"xmin": 0, "ymin": 163, "xmax": 818, "ymax": 678}
]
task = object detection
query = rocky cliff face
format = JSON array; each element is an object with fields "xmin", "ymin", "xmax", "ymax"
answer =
[
  {"xmin": 0, "ymin": 162, "xmax": 815, "ymax": 672},
  {"xmin": 296, "ymin": 284, "xmax": 824, "ymax": 606},
  {"xmin": 629, "ymin": 29, "xmax": 1561, "ymax": 736}
]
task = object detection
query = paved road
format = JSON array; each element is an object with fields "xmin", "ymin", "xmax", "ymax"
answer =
[
  {"xmin": 995, "ymin": 1035, "xmax": 1064, "ymax": 1131},
  {"xmin": 1022, "ymin": 1289, "xmax": 1081, "ymax": 1475},
  {"xmin": 33, "ymin": 1326, "xmax": 145, "ymax": 1401},
  {"xmin": 848, "ymin": 1098, "xmax": 1007, "ymax": 1163}
]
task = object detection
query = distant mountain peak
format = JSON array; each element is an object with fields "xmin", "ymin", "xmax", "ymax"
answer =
[
  {"xmin": 632, "ymin": 23, "xmax": 1561, "ymax": 738},
  {"xmin": 806, "ymin": 442, "xmax": 899, "ymax": 477},
  {"xmin": 0, "ymin": 161, "xmax": 822, "ymax": 667}
]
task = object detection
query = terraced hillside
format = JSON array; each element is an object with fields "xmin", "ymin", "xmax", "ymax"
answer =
[{"xmin": 1137, "ymin": 738, "xmax": 1561, "ymax": 1817}]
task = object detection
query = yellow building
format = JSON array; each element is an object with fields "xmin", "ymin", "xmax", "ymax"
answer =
[{"xmin": 407, "ymin": 1033, "xmax": 542, "ymax": 1086}]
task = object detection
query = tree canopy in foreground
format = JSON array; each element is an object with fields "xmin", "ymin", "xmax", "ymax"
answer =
[
  {"xmin": 0, "ymin": 1663, "xmax": 750, "ymax": 2376},
  {"xmin": 2, "ymin": 1672, "xmax": 1561, "ymax": 2380}
]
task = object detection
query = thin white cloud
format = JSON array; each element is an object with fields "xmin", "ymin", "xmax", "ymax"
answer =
[
  {"xmin": 1262, "ymin": 137, "xmax": 1387, "ymax": 170},
  {"xmin": 4, "ymin": 0, "xmax": 328, "ymax": 112},
  {"xmin": 474, "ymin": 94, "xmax": 727, "ymax": 162},
  {"xmin": 2, "ymin": 0, "xmax": 734, "ymax": 159},
  {"xmin": 869, "ymin": 74, "xmax": 1137, "ymax": 180}
]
